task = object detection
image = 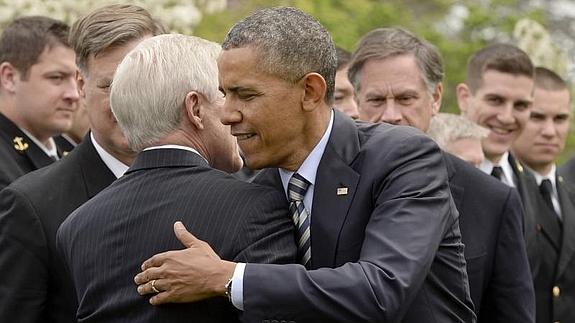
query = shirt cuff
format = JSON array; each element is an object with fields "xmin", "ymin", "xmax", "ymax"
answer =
[{"xmin": 231, "ymin": 262, "xmax": 246, "ymax": 310}]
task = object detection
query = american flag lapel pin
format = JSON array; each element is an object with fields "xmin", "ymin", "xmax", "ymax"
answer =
[{"xmin": 337, "ymin": 187, "xmax": 348, "ymax": 196}]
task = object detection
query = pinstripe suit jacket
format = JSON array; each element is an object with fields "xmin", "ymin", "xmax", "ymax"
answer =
[{"xmin": 56, "ymin": 148, "xmax": 297, "ymax": 323}]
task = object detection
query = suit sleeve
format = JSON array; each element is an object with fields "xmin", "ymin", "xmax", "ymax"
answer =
[
  {"xmin": 0, "ymin": 187, "xmax": 50, "ymax": 323},
  {"xmin": 241, "ymin": 134, "xmax": 457, "ymax": 322},
  {"xmin": 232, "ymin": 189, "xmax": 297, "ymax": 265},
  {"xmin": 480, "ymin": 188, "xmax": 535, "ymax": 322}
]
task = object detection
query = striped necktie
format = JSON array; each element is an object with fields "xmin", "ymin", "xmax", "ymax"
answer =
[{"xmin": 288, "ymin": 173, "xmax": 311, "ymax": 267}]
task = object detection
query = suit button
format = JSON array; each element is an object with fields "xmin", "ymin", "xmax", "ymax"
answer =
[{"xmin": 553, "ymin": 286, "xmax": 561, "ymax": 298}]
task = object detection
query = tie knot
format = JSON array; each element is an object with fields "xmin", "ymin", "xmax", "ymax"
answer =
[
  {"xmin": 491, "ymin": 166, "xmax": 504, "ymax": 180},
  {"xmin": 540, "ymin": 178, "xmax": 553, "ymax": 195},
  {"xmin": 288, "ymin": 173, "xmax": 310, "ymax": 202}
]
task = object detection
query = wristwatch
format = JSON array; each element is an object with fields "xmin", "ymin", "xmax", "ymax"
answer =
[{"xmin": 224, "ymin": 277, "xmax": 233, "ymax": 302}]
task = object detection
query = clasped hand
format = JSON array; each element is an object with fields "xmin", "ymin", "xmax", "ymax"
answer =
[{"xmin": 133, "ymin": 221, "xmax": 236, "ymax": 305}]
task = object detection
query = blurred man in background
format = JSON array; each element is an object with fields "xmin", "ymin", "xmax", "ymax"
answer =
[
  {"xmin": 334, "ymin": 47, "xmax": 359, "ymax": 119},
  {"xmin": 351, "ymin": 27, "xmax": 535, "ymax": 322},
  {"xmin": 427, "ymin": 112, "xmax": 489, "ymax": 167},
  {"xmin": 512, "ymin": 66, "xmax": 575, "ymax": 323},
  {"xmin": 0, "ymin": 16, "xmax": 79, "ymax": 190}
]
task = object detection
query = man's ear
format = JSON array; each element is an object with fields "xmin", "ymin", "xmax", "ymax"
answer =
[
  {"xmin": 0, "ymin": 62, "xmax": 18, "ymax": 93},
  {"xmin": 431, "ymin": 83, "xmax": 443, "ymax": 115},
  {"xmin": 184, "ymin": 91, "xmax": 204, "ymax": 130},
  {"xmin": 76, "ymin": 70, "xmax": 86, "ymax": 98},
  {"xmin": 456, "ymin": 83, "xmax": 471, "ymax": 115},
  {"xmin": 301, "ymin": 72, "xmax": 327, "ymax": 112}
]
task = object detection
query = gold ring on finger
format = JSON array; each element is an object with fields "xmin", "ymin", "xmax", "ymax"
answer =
[{"xmin": 151, "ymin": 279, "xmax": 160, "ymax": 293}]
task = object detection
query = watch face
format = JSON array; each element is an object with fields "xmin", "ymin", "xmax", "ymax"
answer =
[{"xmin": 225, "ymin": 277, "xmax": 233, "ymax": 300}]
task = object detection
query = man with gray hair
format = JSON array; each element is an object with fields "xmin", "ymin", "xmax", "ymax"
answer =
[
  {"xmin": 134, "ymin": 7, "xmax": 475, "ymax": 323},
  {"xmin": 57, "ymin": 34, "xmax": 296, "ymax": 322},
  {"xmin": 427, "ymin": 112, "xmax": 489, "ymax": 167},
  {"xmin": 350, "ymin": 27, "xmax": 535, "ymax": 322}
]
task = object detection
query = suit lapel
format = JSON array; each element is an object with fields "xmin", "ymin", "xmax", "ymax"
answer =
[
  {"xmin": 76, "ymin": 134, "xmax": 118, "ymax": 198},
  {"xmin": 556, "ymin": 176, "xmax": 575, "ymax": 279},
  {"xmin": 310, "ymin": 111, "xmax": 360, "ymax": 268},
  {"xmin": 532, "ymin": 184, "xmax": 562, "ymax": 252},
  {"xmin": 443, "ymin": 154, "xmax": 464, "ymax": 214}
]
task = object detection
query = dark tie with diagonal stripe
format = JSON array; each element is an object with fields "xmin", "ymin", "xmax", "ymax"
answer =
[{"xmin": 288, "ymin": 173, "xmax": 311, "ymax": 267}]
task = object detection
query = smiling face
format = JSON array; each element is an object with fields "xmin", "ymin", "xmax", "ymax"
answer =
[
  {"xmin": 218, "ymin": 46, "xmax": 313, "ymax": 171},
  {"xmin": 356, "ymin": 55, "xmax": 441, "ymax": 132},
  {"xmin": 457, "ymin": 70, "xmax": 534, "ymax": 163},
  {"xmin": 512, "ymin": 87, "xmax": 571, "ymax": 175},
  {"xmin": 11, "ymin": 45, "xmax": 79, "ymax": 141}
]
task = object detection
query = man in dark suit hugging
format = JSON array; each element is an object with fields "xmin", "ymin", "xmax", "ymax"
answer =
[{"xmin": 56, "ymin": 34, "xmax": 296, "ymax": 323}]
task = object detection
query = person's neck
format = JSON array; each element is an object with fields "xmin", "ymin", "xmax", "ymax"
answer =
[
  {"xmin": 280, "ymin": 108, "xmax": 332, "ymax": 171},
  {"xmin": 527, "ymin": 162, "xmax": 553, "ymax": 177},
  {"xmin": 154, "ymin": 130, "xmax": 208, "ymax": 161},
  {"xmin": 486, "ymin": 153, "xmax": 503, "ymax": 166},
  {"xmin": 112, "ymin": 151, "xmax": 135, "ymax": 166}
]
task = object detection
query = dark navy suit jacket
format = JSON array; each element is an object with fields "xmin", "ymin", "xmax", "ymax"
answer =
[
  {"xmin": 241, "ymin": 111, "xmax": 475, "ymax": 323},
  {"xmin": 444, "ymin": 153, "xmax": 534, "ymax": 322}
]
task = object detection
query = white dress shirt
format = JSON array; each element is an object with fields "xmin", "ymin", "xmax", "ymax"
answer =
[
  {"xmin": 479, "ymin": 151, "xmax": 516, "ymax": 187},
  {"xmin": 90, "ymin": 132, "xmax": 129, "ymax": 179},
  {"xmin": 230, "ymin": 110, "xmax": 335, "ymax": 310},
  {"xmin": 531, "ymin": 164, "xmax": 562, "ymax": 219},
  {"xmin": 20, "ymin": 127, "xmax": 59, "ymax": 160}
]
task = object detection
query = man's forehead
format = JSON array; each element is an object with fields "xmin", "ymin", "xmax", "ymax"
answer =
[{"xmin": 477, "ymin": 70, "xmax": 534, "ymax": 90}]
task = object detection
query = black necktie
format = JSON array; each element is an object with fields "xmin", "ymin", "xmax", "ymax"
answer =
[
  {"xmin": 288, "ymin": 173, "xmax": 311, "ymax": 267},
  {"xmin": 539, "ymin": 179, "xmax": 557, "ymax": 215},
  {"xmin": 491, "ymin": 166, "xmax": 504, "ymax": 180}
]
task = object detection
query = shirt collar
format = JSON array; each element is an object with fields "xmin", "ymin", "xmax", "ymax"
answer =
[
  {"xmin": 19, "ymin": 127, "xmax": 59, "ymax": 160},
  {"xmin": 531, "ymin": 164, "xmax": 557, "ymax": 187},
  {"xmin": 90, "ymin": 132, "xmax": 129, "ymax": 179},
  {"xmin": 479, "ymin": 151, "xmax": 515, "ymax": 187},
  {"xmin": 279, "ymin": 110, "xmax": 334, "ymax": 193},
  {"xmin": 143, "ymin": 144, "xmax": 208, "ymax": 164}
]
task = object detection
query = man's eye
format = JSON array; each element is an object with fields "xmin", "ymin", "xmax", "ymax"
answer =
[
  {"xmin": 397, "ymin": 96, "xmax": 415, "ymax": 104},
  {"xmin": 487, "ymin": 97, "xmax": 503, "ymax": 105},
  {"xmin": 238, "ymin": 93, "xmax": 257, "ymax": 101}
]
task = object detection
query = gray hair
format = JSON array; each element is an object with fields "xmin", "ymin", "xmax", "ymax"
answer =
[
  {"xmin": 222, "ymin": 6, "xmax": 337, "ymax": 103},
  {"xmin": 427, "ymin": 112, "xmax": 489, "ymax": 148},
  {"xmin": 110, "ymin": 34, "xmax": 221, "ymax": 151},
  {"xmin": 348, "ymin": 27, "xmax": 444, "ymax": 95}
]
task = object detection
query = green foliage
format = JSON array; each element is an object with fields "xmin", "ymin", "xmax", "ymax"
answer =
[{"xmin": 192, "ymin": 0, "xmax": 574, "ymax": 162}]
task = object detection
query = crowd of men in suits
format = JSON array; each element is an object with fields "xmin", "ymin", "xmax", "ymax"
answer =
[{"xmin": 0, "ymin": 3, "xmax": 573, "ymax": 323}]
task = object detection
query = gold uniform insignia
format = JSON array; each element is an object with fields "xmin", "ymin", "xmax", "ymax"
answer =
[
  {"xmin": 13, "ymin": 136, "xmax": 29, "ymax": 152},
  {"xmin": 516, "ymin": 161, "xmax": 524, "ymax": 173}
]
